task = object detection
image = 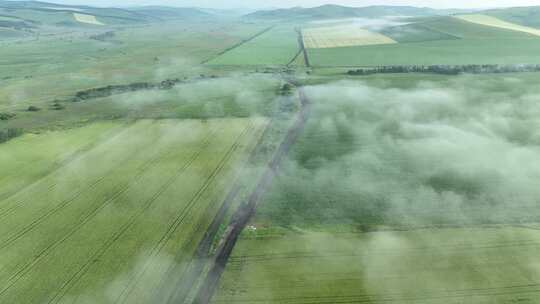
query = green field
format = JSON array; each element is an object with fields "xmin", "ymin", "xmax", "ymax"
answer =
[
  {"xmin": 0, "ymin": 21, "xmax": 266, "ymax": 112},
  {"xmin": 381, "ymin": 23, "xmax": 459, "ymax": 43},
  {"xmin": 0, "ymin": 118, "xmax": 267, "ymax": 303},
  {"xmin": 307, "ymin": 17, "xmax": 540, "ymax": 66},
  {"xmin": 215, "ymin": 226, "xmax": 540, "ymax": 304},
  {"xmin": 5, "ymin": 2, "xmax": 540, "ymax": 304},
  {"xmin": 207, "ymin": 26, "xmax": 300, "ymax": 66},
  {"xmin": 214, "ymin": 72, "xmax": 540, "ymax": 303}
]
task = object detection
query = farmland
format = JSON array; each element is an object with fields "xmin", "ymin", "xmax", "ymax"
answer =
[
  {"xmin": 302, "ymin": 25, "xmax": 396, "ymax": 48},
  {"xmin": 307, "ymin": 17, "xmax": 540, "ymax": 67},
  {"xmin": 73, "ymin": 13, "xmax": 104, "ymax": 25},
  {"xmin": 214, "ymin": 72, "xmax": 540, "ymax": 303},
  {"xmin": 0, "ymin": 20, "xmax": 268, "ymax": 111},
  {"xmin": 4, "ymin": 1, "xmax": 540, "ymax": 304},
  {"xmin": 214, "ymin": 226, "xmax": 540, "ymax": 304},
  {"xmin": 0, "ymin": 118, "xmax": 267, "ymax": 303},
  {"xmin": 456, "ymin": 14, "xmax": 540, "ymax": 37},
  {"xmin": 207, "ymin": 26, "xmax": 300, "ymax": 66}
]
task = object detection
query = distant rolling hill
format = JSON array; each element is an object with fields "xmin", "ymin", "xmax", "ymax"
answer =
[
  {"xmin": 243, "ymin": 4, "xmax": 454, "ymax": 21},
  {"xmin": 483, "ymin": 6, "xmax": 540, "ymax": 28},
  {"xmin": 126, "ymin": 6, "xmax": 213, "ymax": 21},
  {"xmin": 0, "ymin": 0, "xmax": 214, "ymax": 32}
]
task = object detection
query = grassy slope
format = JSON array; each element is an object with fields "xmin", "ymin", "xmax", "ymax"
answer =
[
  {"xmin": 214, "ymin": 226, "xmax": 540, "ymax": 304},
  {"xmin": 0, "ymin": 117, "xmax": 267, "ymax": 304},
  {"xmin": 208, "ymin": 26, "xmax": 300, "ymax": 66},
  {"xmin": 308, "ymin": 17, "xmax": 540, "ymax": 66},
  {"xmin": 0, "ymin": 21, "xmax": 266, "ymax": 112},
  {"xmin": 0, "ymin": 74, "xmax": 280, "ymax": 137},
  {"xmin": 381, "ymin": 23, "xmax": 459, "ymax": 43},
  {"xmin": 485, "ymin": 6, "xmax": 540, "ymax": 29}
]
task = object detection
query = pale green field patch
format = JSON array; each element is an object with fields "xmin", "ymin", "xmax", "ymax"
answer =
[
  {"xmin": 215, "ymin": 226, "xmax": 540, "ymax": 304},
  {"xmin": 456, "ymin": 14, "xmax": 540, "ymax": 37}
]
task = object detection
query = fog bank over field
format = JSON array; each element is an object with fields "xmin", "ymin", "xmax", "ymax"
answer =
[{"xmin": 260, "ymin": 75, "xmax": 540, "ymax": 227}]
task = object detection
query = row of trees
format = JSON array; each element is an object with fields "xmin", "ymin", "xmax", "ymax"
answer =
[
  {"xmin": 347, "ymin": 64, "xmax": 540, "ymax": 76},
  {"xmin": 73, "ymin": 78, "xmax": 185, "ymax": 102},
  {"xmin": 73, "ymin": 75, "xmax": 220, "ymax": 102}
]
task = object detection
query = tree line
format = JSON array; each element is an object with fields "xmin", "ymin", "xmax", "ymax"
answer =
[
  {"xmin": 347, "ymin": 64, "xmax": 540, "ymax": 76},
  {"xmin": 72, "ymin": 78, "xmax": 185, "ymax": 102}
]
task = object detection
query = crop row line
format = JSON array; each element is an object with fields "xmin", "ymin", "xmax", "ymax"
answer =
[
  {"xmin": 0, "ymin": 122, "xmax": 181, "ymax": 250},
  {"xmin": 45, "ymin": 125, "xmax": 229, "ymax": 304},
  {"xmin": 0, "ymin": 125, "xmax": 219, "ymax": 300},
  {"xmin": 0, "ymin": 122, "xmax": 139, "ymax": 219},
  {"xmin": 115, "ymin": 123, "xmax": 253, "ymax": 304}
]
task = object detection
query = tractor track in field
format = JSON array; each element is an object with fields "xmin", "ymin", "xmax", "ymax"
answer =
[
  {"xmin": 45, "ymin": 125, "xmax": 235, "ymax": 304},
  {"xmin": 191, "ymin": 79, "xmax": 312, "ymax": 304},
  {"xmin": 0, "ymin": 124, "xmax": 185, "ymax": 251},
  {"xmin": 0, "ymin": 124, "xmax": 127, "ymax": 203},
  {"xmin": 0, "ymin": 131, "xmax": 171, "ymax": 250},
  {"xmin": 111, "ymin": 124, "xmax": 254, "ymax": 304},
  {"xmin": 0, "ymin": 126, "xmax": 221, "ymax": 300},
  {"xmin": 0, "ymin": 123, "xmax": 139, "ymax": 219}
]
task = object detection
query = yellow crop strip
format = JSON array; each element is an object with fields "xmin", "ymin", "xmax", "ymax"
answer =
[{"xmin": 302, "ymin": 25, "xmax": 397, "ymax": 49}]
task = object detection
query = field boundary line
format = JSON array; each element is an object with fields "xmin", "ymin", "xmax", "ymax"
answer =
[
  {"xmin": 297, "ymin": 28, "xmax": 311, "ymax": 67},
  {"xmin": 202, "ymin": 26, "xmax": 275, "ymax": 65}
]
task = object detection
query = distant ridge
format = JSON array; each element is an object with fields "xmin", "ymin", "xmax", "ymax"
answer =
[
  {"xmin": 0, "ymin": 0, "xmax": 215, "ymax": 30},
  {"xmin": 243, "ymin": 5, "xmax": 447, "ymax": 20},
  {"xmin": 483, "ymin": 6, "xmax": 540, "ymax": 28}
]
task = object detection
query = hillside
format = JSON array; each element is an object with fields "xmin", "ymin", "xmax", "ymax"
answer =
[
  {"xmin": 483, "ymin": 6, "xmax": 540, "ymax": 28},
  {"xmin": 0, "ymin": 0, "xmax": 213, "ymax": 32},
  {"xmin": 126, "ymin": 6, "xmax": 213, "ymax": 21},
  {"xmin": 244, "ymin": 4, "xmax": 444, "ymax": 20}
]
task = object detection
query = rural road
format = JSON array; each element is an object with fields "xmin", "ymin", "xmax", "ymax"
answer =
[{"xmin": 189, "ymin": 79, "xmax": 312, "ymax": 304}]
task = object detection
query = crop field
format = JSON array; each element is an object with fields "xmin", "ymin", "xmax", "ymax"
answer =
[
  {"xmin": 214, "ymin": 226, "xmax": 540, "ymax": 304},
  {"xmin": 0, "ymin": 21, "xmax": 267, "ymax": 111},
  {"xmin": 456, "ymin": 14, "xmax": 540, "ymax": 37},
  {"xmin": 5, "ymin": 2, "xmax": 540, "ymax": 304},
  {"xmin": 0, "ymin": 117, "xmax": 267, "ymax": 304},
  {"xmin": 214, "ymin": 72, "xmax": 540, "ymax": 303},
  {"xmin": 302, "ymin": 25, "xmax": 397, "ymax": 48},
  {"xmin": 207, "ymin": 26, "xmax": 300, "ymax": 66},
  {"xmin": 73, "ymin": 13, "xmax": 104, "ymax": 25},
  {"xmin": 381, "ymin": 23, "xmax": 459, "ymax": 43},
  {"xmin": 306, "ymin": 17, "xmax": 540, "ymax": 66}
]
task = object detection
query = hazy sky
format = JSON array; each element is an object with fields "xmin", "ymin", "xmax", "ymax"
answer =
[{"xmin": 33, "ymin": 0, "xmax": 540, "ymax": 9}]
